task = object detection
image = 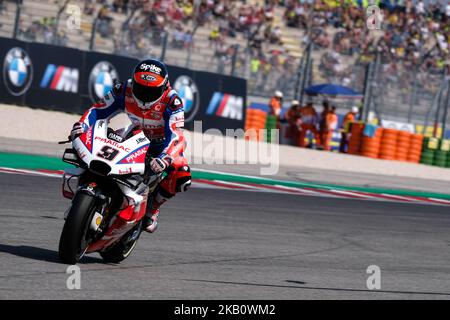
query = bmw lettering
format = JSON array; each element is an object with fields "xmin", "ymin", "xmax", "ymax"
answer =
[
  {"xmin": 206, "ymin": 92, "xmax": 244, "ymax": 120},
  {"xmin": 3, "ymin": 47, "xmax": 33, "ymax": 96},
  {"xmin": 40, "ymin": 64, "xmax": 79, "ymax": 93},
  {"xmin": 88, "ymin": 61, "xmax": 119, "ymax": 102},
  {"xmin": 173, "ymin": 75, "xmax": 199, "ymax": 122}
]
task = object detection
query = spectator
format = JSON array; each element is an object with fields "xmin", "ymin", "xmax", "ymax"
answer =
[{"xmin": 172, "ymin": 25, "xmax": 185, "ymax": 49}]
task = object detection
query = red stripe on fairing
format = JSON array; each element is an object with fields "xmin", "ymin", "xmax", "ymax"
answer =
[
  {"xmin": 50, "ymin": 66, "xmax": 64, "ymax": 89},
  {"xmin": 193, "ymin": 179, "xmax": 251, "ymax": 190},
  {"xmin": 216, "ymin": 94, "xmax": 229, "ymax": 116}
]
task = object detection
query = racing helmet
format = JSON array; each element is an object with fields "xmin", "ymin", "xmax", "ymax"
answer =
[{"xmin": 131, "ymin": 59, "xmax": 169, "ymax": 110}]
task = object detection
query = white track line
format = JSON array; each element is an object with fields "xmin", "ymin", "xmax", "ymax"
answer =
[
  {"xmin": 1, "ymin": 167, "xmax": 449, "ymax": 206},
  {"xmin": 0, "ymin": 167, "xmax": 61, "ymax": 178},
  {"xmin": 327, "ymin": 189, "xmax": 375, "ymax": 199}
]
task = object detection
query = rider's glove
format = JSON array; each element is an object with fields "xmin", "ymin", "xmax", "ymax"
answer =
[
  {"xmin": 150, "ymin": 157, "xmax": 169, "ymax": 174},
  {"xmin": 70, "ymin": 122, "xmax": 84, "ymax": 141}
]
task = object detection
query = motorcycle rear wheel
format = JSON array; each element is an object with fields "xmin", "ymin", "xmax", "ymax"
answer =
[
  {"xmin": 100, "ymin": 224, "xmax": 141, "ymax": 263},
  {"xmin": 59, "ymin": 192, "xmax": 97, "ymax": 264}
]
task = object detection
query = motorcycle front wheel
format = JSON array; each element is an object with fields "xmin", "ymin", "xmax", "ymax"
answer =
[{"xmin": 58, "ymin": 192, "xmax": 97, "ymax": 264}]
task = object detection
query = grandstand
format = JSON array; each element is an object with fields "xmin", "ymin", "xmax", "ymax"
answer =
[{"xmin": 0, "ymin": 0, "xmax": 449, "ymax": 124}]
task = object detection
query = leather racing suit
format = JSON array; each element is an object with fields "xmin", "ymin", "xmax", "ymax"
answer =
[{"xmin": 77, "ymin": 79, "xmax": 191, "ymax": 220}]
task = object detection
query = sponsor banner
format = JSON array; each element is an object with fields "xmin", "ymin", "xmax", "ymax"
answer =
[
  {"xmin": 0, "ymin": 38, "xmax": 31, "ymax": 105},
  {"xmin": 80, "ymin": 52, "xmax": 138, "ymax": 113},
  {"xmin": 24, "ymin": 42, "xmax": 83, "ymax": 111},
  {"xmin": 380, "ymin": 119, "xmax": 415, "ymax": 133},
  {"xmin": 206, "ymin": 92, "xmax": 244, "ymax": 120},
  {"xmin": 0, "ymin": 37, "xmax": 247, "ymax": 133},
  {"xmin": 167, "ymin": 66, "xmax": 247, "ymax": 133}
]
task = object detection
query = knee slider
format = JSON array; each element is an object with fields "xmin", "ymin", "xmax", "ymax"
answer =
[
  {"xmin": 176, "ymin": 175, "xmax": 191, "ymax": 193},
  {"xmin": 176, "ymin": 165, "xmax": 191, "ymax": 193}
]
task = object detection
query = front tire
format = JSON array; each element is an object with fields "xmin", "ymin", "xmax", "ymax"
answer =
[{"xmin": 59, "ymin": 192, "xmax": 97, "ymax": 264}]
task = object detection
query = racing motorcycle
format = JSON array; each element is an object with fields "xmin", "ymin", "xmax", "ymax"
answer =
[{"xmin": 58, "ymin": 119, "xmax": 162, "ymax": 264}]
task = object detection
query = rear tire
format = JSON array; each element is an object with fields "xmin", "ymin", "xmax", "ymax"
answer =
[
  {"xmin": 100, "ymin": 225, "xmax": 141, "ymax": 263},
  {"xmin": 59, "ymin": 193, "xmax": 97, "ymax": 264}
]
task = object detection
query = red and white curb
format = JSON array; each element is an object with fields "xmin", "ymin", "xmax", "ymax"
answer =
[{"xmin": 1, "ymin": 167, "xmax": 450, "ymax": 206}]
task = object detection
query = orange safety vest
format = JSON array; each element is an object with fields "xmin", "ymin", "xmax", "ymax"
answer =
[
  {"xmin": 269, "ymin": 97, "xmax": 282, "ymax": 117},
  {"xmin": 342, "ymin": 112, "xmax": 355, "ymax": 127},
  {"xmin": 300, "ymin": 106, "xmax": 318, "ymax": 125},
  {"xmin": 326, "ymin": 111, "xmax": 338, "ymax": 131}
]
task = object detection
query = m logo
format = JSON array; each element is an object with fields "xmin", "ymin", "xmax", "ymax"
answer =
[
  {"xmin": 40, "ymin": 64, "xmax": 79, "ymax": 93},
  {"xmin": 206, "ymin": 92, "xmax": 243, "ymax": 120}
]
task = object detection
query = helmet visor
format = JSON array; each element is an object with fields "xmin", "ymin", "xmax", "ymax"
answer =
[{"xmin": 132, "ymin": 80, "xmax": 164, "ymax": 104}]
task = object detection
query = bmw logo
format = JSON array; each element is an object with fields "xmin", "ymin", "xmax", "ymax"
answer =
[
  {"xmin": 88, "ymin": 61, "xmax": 119, "ymax": 102},
  {"xmin": 3, "ymin": 47, "xmax": 33, "ymax": 96},
  {"xmin": 173, "ymin": 75, "xmax": 199, "ymax": 123}
]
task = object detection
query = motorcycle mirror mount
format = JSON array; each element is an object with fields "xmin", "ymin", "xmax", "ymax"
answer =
[{"xmin": 58, "ymin": 135, "xmax": 72, "ymax": 144}]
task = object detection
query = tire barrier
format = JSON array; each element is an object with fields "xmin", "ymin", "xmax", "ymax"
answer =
[
  {"xmin": 347, "ymin": 122, "xmax": 365, "ymax": 155},
  {"xmin": 379, "ymin": 128, "xmax": 398, "ymax": 160},
  {"xmin": 245, "ymin": 109, "xmax": 267, "ymax": 141},
  {"xmin": 407, "ymin": 134, "xmax": 423, "ymax": 163},
  {"xmin": 421, "ymin": 137, "xmax": 439, "ymax": 166},
  {"xmin": 360, "ymin": 127, "xmax": 382, "ymax": 158},
  {"xmin": 427, "ymin": 139, "xmax": 450, "ymax": 168},
  {"xmin": 434, "ymin": 150, "xmax": 448, "ymax": 167},
  {"xmin": 395, "ymin": 131, "xmax": 411, "ymax": 162}
]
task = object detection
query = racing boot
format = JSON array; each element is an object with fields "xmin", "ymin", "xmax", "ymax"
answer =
[
  {"xmin": 142, "ymin": 209, "xmax": 159, "ymax": 233},
  {"xmin": 142, "ymin": 194, "xmax": 167, "ymax": 233}
]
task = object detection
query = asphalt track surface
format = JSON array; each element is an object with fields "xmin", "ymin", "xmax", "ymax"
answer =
[{"xmin": 0, "ymin": 172, "xmax": 450, "ymax": 299}]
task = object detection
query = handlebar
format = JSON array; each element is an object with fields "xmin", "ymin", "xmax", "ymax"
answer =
[{"xmin": 58, "ymin": 135, "xmax": 72, "ymax": 144}]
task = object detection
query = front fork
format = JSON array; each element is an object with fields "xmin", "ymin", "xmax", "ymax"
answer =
[{"xmin": 62, "ymin": 168, "xmax": 110, "ymax": 233}]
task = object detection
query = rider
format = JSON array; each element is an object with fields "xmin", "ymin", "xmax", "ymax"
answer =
[{"xmin": 70, "ymin": 59, "xmax": 191, "ymax": 233}]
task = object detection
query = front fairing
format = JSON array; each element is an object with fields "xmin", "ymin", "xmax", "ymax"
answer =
[{"xmin": 73, "ymin": 120, "xmax": 150, "ymax": 176}]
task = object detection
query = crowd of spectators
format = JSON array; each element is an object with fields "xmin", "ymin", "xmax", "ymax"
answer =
[
  {"xmin": 18, "ymin": 16, "xmax": 69, "ymax": 46},
  {"xmin": 282, "ymin": 1, "xmax": 449, "ymax": 92},
  {"xmin": 9, "ymin": 0, "xmax": 449, "ymax": 102}
]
